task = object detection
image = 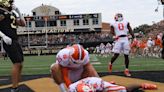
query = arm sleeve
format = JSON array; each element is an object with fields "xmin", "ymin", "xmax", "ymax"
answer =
[
  {"xmin": 61, "ymin": 67, "xmax": 72, "ymax": 87},
  {"xmin": 0, "ymin": 31, "xmax": 5, "ymax": 38}
]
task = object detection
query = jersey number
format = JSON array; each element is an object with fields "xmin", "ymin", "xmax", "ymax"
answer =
[
  {"xmin": 118, "ymin": 23, "xmax": 124, "ymax": 30},
  {"xmin": 10, "ymin": 15, "xmax": 17, "ymax": 29}
]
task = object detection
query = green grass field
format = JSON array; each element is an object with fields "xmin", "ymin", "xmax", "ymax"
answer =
[{"xmin": 0, "ymin": 54, "xmax": 164, "ymax": 76}]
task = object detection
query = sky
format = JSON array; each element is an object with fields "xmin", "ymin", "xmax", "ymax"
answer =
[{"xmin": 15, "ymin": 0, "xmax": 163, "ymax": 28}]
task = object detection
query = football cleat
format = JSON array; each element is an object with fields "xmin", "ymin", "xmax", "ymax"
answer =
[
  {"xmin": 141, "ymin": 83, "xmax": 157, "ymax": 90},
  {"xmin": 124, "ymin": 69, "xmax": 131, "ymax": 77},
  {"xmin": 11, "ymin": 87, "xmax": 19, "ymax": 92}
]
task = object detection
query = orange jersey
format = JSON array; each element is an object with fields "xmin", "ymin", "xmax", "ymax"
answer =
[
  {"xmin": 131, "ymin": 39, "xmax": 139, "ymax": 48},
  {"xmin": 155, "ymin": 38, "xmax": 162, "ymax": 48},
  {"xmin": 139, "ymin": 41, "xmax": 147, "ymax": 49}
]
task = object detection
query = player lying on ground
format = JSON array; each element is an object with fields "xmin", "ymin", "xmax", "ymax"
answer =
[{"xmin": 68, "ymin": 77, "xmax": 157, "ymax": 92}]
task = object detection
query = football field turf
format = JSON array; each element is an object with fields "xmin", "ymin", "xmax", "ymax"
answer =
[
  {"xmin": 0, "ymin": 54, "xmax": 164, "ymax": 76},
  {"xmin": 1, "ymin": 75, "xmax": 164, "ymax": 92},
  {"xmin": 0, "ymin": 55, "xmax": 164, "ymax": 92}
]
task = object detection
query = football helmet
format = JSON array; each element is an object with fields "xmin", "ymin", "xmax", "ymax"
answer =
[
  {"xmin": 76, "ymin": 83, "xmax": 95, "ymax": 92},
  {"xmin": 70, "ymin": 44, "xmax": 85, "ymax": 64},
  {"xmin": 0, "ymin": 0, "xmax": 13, "ymax": 8},
  {"xmin": 114, "ymin": 13, "xmax": 123, "ymax": 21}
]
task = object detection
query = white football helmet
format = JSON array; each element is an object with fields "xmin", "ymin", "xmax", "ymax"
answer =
[{"xmin": 114, "ymin": 13, "xmax": 123, "ymax": 21}]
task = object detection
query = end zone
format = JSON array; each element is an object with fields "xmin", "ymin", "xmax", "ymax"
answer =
[{"xmin": 0, "ymin": 75, "xmax": 164, "ymax": 92}]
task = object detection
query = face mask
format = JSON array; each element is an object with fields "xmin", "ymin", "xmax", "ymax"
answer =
[{"xmin": 117, "ymin": 17, "xmax": 123, "ymax": 21}]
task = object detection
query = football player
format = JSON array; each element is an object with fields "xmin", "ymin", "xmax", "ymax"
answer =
[
  {"xmin": 0, "ymin": 0, "xmax": 26, "ymax": 92},
  {"xmin": 108, "ymin": 13, "xmax": 135, "ymax": 76},
  {"xmin": 50, "ymin": 44, "xmax": 99, "ymax": 92},
  {"xmin": 68, "ymin": 77, "xmax": 157, "ymax": 92}
]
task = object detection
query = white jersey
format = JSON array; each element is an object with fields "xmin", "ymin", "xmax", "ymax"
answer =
[
  {"xmin": 54, "ymin": 47, "xmax": 90, "ymax": 82},
  {"xmin": 96, "ymin": 46, "xmax": 100, "ymax": 53},
  {"xmin": 147, "ymin": 40, "xmax": 154, "ymax": 47},
  {"xmin": 69, "ymin": 77, "xmax": 126, "ymax": 92},
  {"xmin": 56, "ymin": 47, "xmax": 89, "ymax": 69},
  {"xmin": 111, "ymin": 20, "xmax": 131, "ymax": 55},
  {"xmin": 111, "ymin": 20, "xmax": 129, "ymax": 37}
]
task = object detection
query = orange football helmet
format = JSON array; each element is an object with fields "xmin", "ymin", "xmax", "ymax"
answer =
[
  {"xmin": 70, "ymin": 44, "xmax": 85, "ymax": 64},
  {"xmin": 76, "ymin": 82, "xmax": 95, "ymax": 92}
]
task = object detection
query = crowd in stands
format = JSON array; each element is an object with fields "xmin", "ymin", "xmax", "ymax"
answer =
[
  {"xmin": 1, "ymin": 31, "xmax": 163, "ymax": 58},
  {"xmin": 2, "ymin": 21, "xmax": 164, "ymax": 57},
  {"xmin": 17, "ymin": 30, "xmax": 163, "ymax": 58},
  {"xmin": 16, "ymin": 32, "xmax": 113, "ymax": 55},
  {"xmin": 18, "ymin": 32, "xmax": 112, "ymax": 46}
]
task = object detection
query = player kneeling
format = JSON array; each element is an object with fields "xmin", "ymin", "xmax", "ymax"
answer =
[{"xmin": 50, "ymin": 44, "xmax": 99, "ymax": 92}]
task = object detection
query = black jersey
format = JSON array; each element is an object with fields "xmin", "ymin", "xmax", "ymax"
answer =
[
  {"xmin": 162, "ymin": 35, "xmax": 164, "ymax": 46},
  {"xmin": 0, "ymin": 7, "xmax": 18, "ymax": 40}
]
